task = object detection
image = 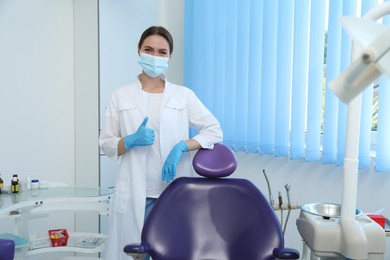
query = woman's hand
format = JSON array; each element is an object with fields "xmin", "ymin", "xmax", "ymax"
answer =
[
  {"xmin": 123, "ymin": 117, "xmax": 155, "ymax": 150},
  {"xmin": 162, "ymin": 141, "xmax": 188, "ymax": 182}
]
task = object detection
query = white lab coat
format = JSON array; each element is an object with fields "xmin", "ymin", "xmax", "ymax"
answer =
[{"xmin": 99, "ymin": 77, "xmax": 223, "ymax": 260}]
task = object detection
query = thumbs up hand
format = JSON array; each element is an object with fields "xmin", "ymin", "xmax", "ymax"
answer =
[{"xmin": 124, "ymin": 117, "xmax": 155, "ymax": 150}]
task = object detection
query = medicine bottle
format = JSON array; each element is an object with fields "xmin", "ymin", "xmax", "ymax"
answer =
[
  {"xmin": 0, "ymin": 174, "xmax": 3, "ymax": 194},
  {"xmin": 11, "ymin": 174, "xmax": 19, "ymax": 193},
  {"xmin": 26, "ymin": 175, "xmax": 32, "ymax": 190},
  {"xmin": 31, "ymin": 179, "xmax": 39, "ymax": 190}
]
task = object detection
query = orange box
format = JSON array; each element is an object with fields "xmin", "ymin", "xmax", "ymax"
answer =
[
  {"xmin": 367, "ymin": 214, "xmax": 386, "ymax": 228},
  {"xmin": 48, "ymin": 229, "xmax": 69, "ymax": 247}
]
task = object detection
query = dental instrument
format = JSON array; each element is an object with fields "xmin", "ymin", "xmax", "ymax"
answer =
[
  {"xmin": 284, "ymin": 183, "xmax": 291, "ymax": 208},
  {"xmin": 283, "ymin": 184, "xmax": 292, "ymax": 235},
  {"xmin": 278, "ymin": 191, "xmax": 284, "ymax": 232},
  {"xmin": 262, "ymin": 169, "xmax": 275, "ymax": 207},
  {"xmin": 261, "ymin": 169, "xmax": 301, "ymax": 240}
]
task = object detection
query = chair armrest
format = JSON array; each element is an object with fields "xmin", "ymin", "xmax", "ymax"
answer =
[
  {"xmin": 0, "ymin": 239, "xmax": 15, "ymax": 260},
  {"xmin": 123, "ymin": 243, "xmax": 151, "ymax": 259},
  {"xmin": 273, "ymin": 247, "xmax": 300, "ymax": 259}
]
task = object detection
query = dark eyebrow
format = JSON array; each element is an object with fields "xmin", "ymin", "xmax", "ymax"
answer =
[{"xmin": 143, "ymin": 45, "xmax": 168, "ymax": 52}]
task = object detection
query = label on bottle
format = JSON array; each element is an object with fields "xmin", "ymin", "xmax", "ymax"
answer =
[{"xmin": 11, "ymin": 182, "xmax": 19, "ymax": 193}]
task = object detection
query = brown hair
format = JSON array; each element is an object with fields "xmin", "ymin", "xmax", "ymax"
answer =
[{"xmin": 138, "ymin": 26, "xmax": 174, "ymax": 54}]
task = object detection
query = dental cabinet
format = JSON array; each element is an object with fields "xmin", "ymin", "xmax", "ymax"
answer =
[{"xmin": 0, "ymin": 186, "xmax": 113, "ymax": 257}]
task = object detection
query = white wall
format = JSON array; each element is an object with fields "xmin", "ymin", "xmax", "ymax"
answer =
[
  {"xmin": 0, "ymin": 0, "xmax": 76, "ymax": 187},
  {"xmin": 0, "ymin": 1, "xmax": 99, "ymax": 257},
  {"xmin": 0, "ymin": 0, "xmax": 99, "ymax": 192},
  {"xmin": 73, "ymin": 0, "xmax": 100, "ymax": 245}
]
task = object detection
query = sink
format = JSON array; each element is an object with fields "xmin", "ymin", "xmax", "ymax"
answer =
[{"xmin": 301, "ymin": 203, "xmax": 362, "ymax": 218}]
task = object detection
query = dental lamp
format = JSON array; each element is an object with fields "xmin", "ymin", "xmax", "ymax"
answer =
[
  {"xmin": 329, "ymin": 17, "xmax": 390, "ymax": 104},
  {"xmin": 329, "ymin": 6, "xmax": 390, "ymax": 223},
  {"xmin": 297, "ymin": 3, "xmax": 390, "ymax": 259}
]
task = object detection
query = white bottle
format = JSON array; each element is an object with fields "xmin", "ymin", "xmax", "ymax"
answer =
[
  {"xmin": 31, "ymin": 179, "xmax": 39, "ymax": 190},
  {"xmin": 26, "ymin": 175, "xmax": 32, "ymax": 190}
]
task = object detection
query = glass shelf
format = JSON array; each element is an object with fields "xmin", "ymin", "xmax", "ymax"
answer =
[
  {"xmin": 0, "ymin": 187, "xmax": 113, "ymax": 216},
  {"xmin": 28, "ymin": 232, "xmax": 108, "ymax": 255},
  {"xmin": 0, "ymin": 187, "xmax": 113, "ymax": 256}
]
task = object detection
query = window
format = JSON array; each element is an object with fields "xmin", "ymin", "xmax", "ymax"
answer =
[{"xmin": 184, "ymin": 0, "xmax": 390, "ymax": 172}]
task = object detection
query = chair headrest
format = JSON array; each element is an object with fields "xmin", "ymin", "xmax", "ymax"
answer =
[{"xmin": 192, "ymin": 143, "xmax": 237, "ymax": 178}]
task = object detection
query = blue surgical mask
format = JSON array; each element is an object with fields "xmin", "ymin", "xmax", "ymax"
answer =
[{"xmin": 138, "ymin": 52, "xmax": 169, "ymax": 78}]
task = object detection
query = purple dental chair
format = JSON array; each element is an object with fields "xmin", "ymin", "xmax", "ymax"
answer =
[
  {"xmin": 0, "ymin": 239, "xmax": 15, "ymax": 260},
  {"xmin": 124, "ymin": 143, "xmax": 300, "ymax": 260}
]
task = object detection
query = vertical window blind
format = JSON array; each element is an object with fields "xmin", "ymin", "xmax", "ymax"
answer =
[{"xmin": 184, "ymin": 0, "xmax": 390, "ymax": 172}]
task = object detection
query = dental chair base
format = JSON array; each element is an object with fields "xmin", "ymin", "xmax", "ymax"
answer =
[{"xmin": 297, "ymin": 211, "xmax": 385, "ymax": 259}]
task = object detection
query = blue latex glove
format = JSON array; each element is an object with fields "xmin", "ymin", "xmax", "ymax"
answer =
[
  {"xmin": 124, "ymin": 117, "xmax": 155, "ymax": 150},
  {"xmin": 162, "ymin": 141, "xmax": 188, "ymax": 183}
]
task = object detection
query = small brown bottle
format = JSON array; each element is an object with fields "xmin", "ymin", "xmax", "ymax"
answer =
[
  {"xmin": 11, "ymin": 174, "xmax": 19, "ymax": 193},
  {"xmin": 0, "ymin": 174, "xmax": 3, "ymax": 194}
]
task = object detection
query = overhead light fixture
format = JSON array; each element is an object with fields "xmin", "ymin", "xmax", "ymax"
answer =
[{"xmin": 329, "ymin": 16, "xmax": 390, "ymax": 103}]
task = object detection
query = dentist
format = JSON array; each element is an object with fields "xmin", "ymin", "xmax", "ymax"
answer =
[{"xmin": 99, "ymin": 26, "xmax": 223, "ymax": 260}]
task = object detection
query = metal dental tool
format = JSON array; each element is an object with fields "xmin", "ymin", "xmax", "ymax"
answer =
[
  {"xmin": 284, "ymin": 183, "xmax": 291, "ymax": 207},
  {"xmin": 262, "ymin": 169, "xmax": 275, "ymax": 207},
  {"xmin": 278, "ymin": 191, "xmax": 284, "ymax": 230},
  {"xmin": 283, "ymin": 183, "xmax": 292, "ymax": 236}
]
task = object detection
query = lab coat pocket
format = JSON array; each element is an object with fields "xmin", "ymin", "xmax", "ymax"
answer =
[
  {"xmin": 165, "ymin": 99, "xmax": 186, "ymax": 119},
  {"xmin": 113, "ymin": 181, "xmax": 128, "ymax": 215},
  {"xmin": 118, "ymin": 103, "xmax": 138, "ymax": 116},
  {"xmin": 163, "ymin": 99, "xmax": 189, "ymax": 132},
  {"xmin": 165, "ymin": 99, "xmax": 185, "ymax": 111},
  {"xmin": 118, "ymin": 102, "xmax": 137, "ymax": 111},
  {"xmin": 118, "ymin": 104, "xmax": 140, "ymax": 131}
]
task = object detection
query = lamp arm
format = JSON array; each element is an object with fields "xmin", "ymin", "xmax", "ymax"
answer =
[{"xmin": 340, "ymin": 1, "xmax": 390, "ymax": 221}]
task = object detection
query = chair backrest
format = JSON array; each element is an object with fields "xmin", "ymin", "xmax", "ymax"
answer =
[
  {"xmin": 141, "ymin": 144, "xmax": 286, "ymax": 260},
  {"xmin": 0, "ymin": 239, "xmax": 15, "ymax": 260}
]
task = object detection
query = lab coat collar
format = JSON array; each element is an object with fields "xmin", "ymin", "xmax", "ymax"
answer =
[
  {"xmin": 136, "ymin": 73, "xmax": 167, "ymax": 84},
  {"xmin": 136, "ymin": 73, "xmax": 174, "ymax": 95}
]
